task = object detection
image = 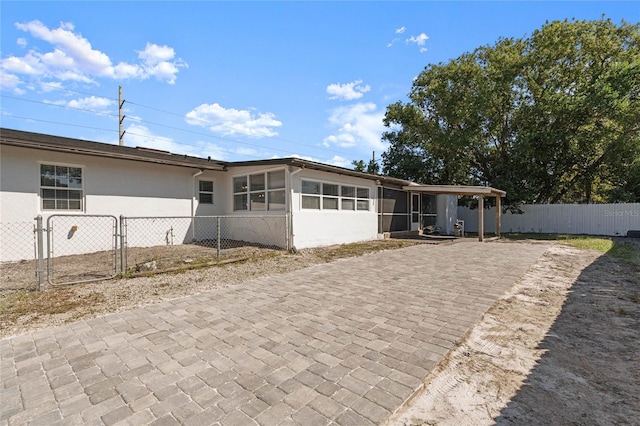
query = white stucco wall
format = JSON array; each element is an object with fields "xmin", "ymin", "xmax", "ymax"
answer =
[
  {"xmin": 0, "ymin": 144, "xmax": 226, "ymax": 261},
  {"xmin": 288, "ymin": 169, "xmax": 379, "ymax": 249},
  {"xmin": 1, "ymin": 144, "xmax": 396, "ymax": 261},
  {"xmin": 0, "ymin": 144, "xmax": 226, "ymax": 221}
]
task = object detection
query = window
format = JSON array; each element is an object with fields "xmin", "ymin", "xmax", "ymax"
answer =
[
  {"xmin": 199, "ymin": 180, "xmax": 214, "ymax": 204},
  {"xmin": 233, "ymin": 170, "xmax": 286, "ymax": 211},
  {"xmin": 341, "ymin": 186, "xmax": 355, "ymax": 210},
  {"xmin": 40, "ymin": 164, "xmax": 83, "ymax": 210},
  {"xmin": 357, "ymin": 188, "xmax": 370, "ymax": 211},
  {"xmin": 268, "ymin": 170, "xmax": 285, "ymax": 211},
  {"xmin": 301, "ymin": 181, "xmax": 321, "ymax": 210},
  {"xmin": 322, "ymin": 183, "xmax": 339, "ymax": 210},
  {"xmin": 301, "ymin": 180, "xmax": 370, "ymax": 211}
]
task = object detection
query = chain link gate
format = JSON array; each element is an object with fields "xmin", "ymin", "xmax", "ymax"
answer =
[{"xmin": 45, "ymin": 215, "xmax": 119, "ymax": 286}]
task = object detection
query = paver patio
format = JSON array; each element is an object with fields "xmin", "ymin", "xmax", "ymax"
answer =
[{"xmin": 0, "ymin": 241, "xmax": 550, "ymax": 425}]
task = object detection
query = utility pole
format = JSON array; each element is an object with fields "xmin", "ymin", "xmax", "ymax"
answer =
[{"xmin": 118, "ymin": 86, "xmax": 125, "ymax": 145}]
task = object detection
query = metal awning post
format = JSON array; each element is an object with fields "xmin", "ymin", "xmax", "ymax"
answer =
[
  {"xmin": 478, "ymin": 195, "xmax": 484, "ymax": 242},
  {"xmin": 495, "ymin": 195, "xmax": 502, "ymax": 238}
]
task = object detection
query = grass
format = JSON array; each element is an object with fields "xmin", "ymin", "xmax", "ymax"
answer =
[
  {"xmin": 0, "ymin": 287, "xmax": 106, "ymax": 327},
  {"xmin": 503, "ymin": 233, "xmax": 640, "ymax": 265}
]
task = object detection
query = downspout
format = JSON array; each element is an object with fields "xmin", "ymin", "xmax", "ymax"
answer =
[
  {"xmin": 191, "ymin": 169, "xmax": 204, "ymax": 241},
  {"xmin": 287, "ymin": 166, "xmax": 303, "ymax": 251}
]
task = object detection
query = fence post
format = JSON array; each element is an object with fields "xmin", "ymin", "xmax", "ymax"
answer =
[
  {"xmin": 216, "ymin": 216, "xmax": 221, "ymax": 258},
  {"xmin": 120, "ymin": 215, "xmax": 126, "ymax": 274},
  {"xmin": 285, "ymin": 213, "xmax": 290, "ymax": 251},
  {"xmin": 35, "ymin": 215, "xmax": 45, "ymax": 291}
]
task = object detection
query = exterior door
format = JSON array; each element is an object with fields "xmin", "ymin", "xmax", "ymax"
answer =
[{"xmin": 411, "ymin": 193, "xmax": 421, "ymax": 231}]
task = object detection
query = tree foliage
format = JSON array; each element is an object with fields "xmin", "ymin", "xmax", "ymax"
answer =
[
  {"xmin": 381, "ymin": 18, "xmax": 640, "ymax": 207},
  {"xmin": 352, "ymin": 158, "xmax": 380, "ymax": 174}
]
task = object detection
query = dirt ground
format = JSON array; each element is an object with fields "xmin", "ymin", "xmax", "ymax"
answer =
[
  {"xmin": 0, "ymin": 242, "xmax": 282, "ymax": 291},
  {"xmin": 388, "ymin": 243, "xmax": 640, "ymax": 425}
]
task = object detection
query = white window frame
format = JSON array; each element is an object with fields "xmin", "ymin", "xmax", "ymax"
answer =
[
  {"xmin": 301, "ymin": 179, "xmax": 370, "ymax": 211},
  {"xmin": 198, "ymin": 179, "xmax": 214, "ymax": 204},
  {"xmin": 233, "ymin": 168, "xmax": 286, "ymax": 212},
  {"xmin": 39, "ymin": 162, "xmax": 85, "ymax": 212}
]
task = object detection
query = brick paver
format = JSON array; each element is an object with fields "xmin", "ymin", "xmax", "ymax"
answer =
[{"xmin": 0, "ymin": 241, "xmax": 550, "ymax": 425}]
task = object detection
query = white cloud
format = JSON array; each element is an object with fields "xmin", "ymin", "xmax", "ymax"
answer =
[
  {"xmin": 328, "ymin": 155, "xmax": 351, "ymax": 168},
  {"xmin": 322, "ymin": 102, "xmax": 387, "ymax": 151},
  {"xmin": 16, "ymin": 20, "xmax": 113, "ymax": 77},
  {"xmin": 185, "ymin": 103, "xmax": 282, "ymax": 139},
  {"xmin": 123, "ymin": 123, "xmax": 227, "ymax": 160},
  {"xmin": 0, "ymin": 73, "xmax": 26, "ymax": 94},
  {"xmin": 326, "ymin": 80, "xmax": 371, "ymax": 101},
  {"xmin": 38, "ymin": 81, "xmax": 63, "ymax": 92},
  {"xmin": 270, "ymin": 153, "xmax": 351, "ymax": 169},
  {"xmin": 124, "ymin": 123, "xmax": 182, "ymax": 152},
  {"xmin": 388, "ymin": 26, "xmax": 407, "ymax": 47},
  {"xmin": 136, "ymin": 43, "xmax": 187, "ymax": 85},
  {"xmin": 16, "ymin": 38, "xmax": 27, "ymax": 48},
  {"xmin": 0, "ymin": 20, "xmax": 186, "ymax": 88},
  {"xmin": 406, "ymin": 33, "xmax": 429, "ymax": 53},
  {"xmin": 196, "ymin": 141, "xmax": 231, "ymax": 161},
  {"xmin": 42, "ymin": 95, "xmax": 113, "ymax": 115}
]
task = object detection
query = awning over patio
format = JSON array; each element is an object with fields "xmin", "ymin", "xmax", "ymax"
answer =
[{"xmin": 402, "ymin": 184, "xmax": 506, "ymax": 242}]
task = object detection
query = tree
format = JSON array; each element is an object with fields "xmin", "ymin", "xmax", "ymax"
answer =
[
  {"xmin": 382, "ymin": 17, "xmax": 640, "ymax": 207},
  {"xmin": 351, "ymin": 158, "xmax": 380, "ymax": 174}
]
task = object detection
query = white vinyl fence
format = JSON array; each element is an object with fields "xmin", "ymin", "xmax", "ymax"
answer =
[{"xmin": 458, "ymin": 203, "xmax": 640, "ymax": 237}]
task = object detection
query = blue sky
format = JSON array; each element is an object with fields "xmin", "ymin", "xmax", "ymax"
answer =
[{"xmin": 1, "ymin": 1, "xmax": 638, "ymax": 168}]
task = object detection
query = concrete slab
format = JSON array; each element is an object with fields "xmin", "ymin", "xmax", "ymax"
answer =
[{"xmin": 0, "ymin": 241, "xmax": 550, "ymax": 425}]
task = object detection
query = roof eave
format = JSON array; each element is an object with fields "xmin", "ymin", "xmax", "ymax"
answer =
[
  {"xmin": 402, "ymin": 184, "xmax": 506, "ymax": 197},
  {"xmin": 226, "ymin": 157, "xmax": 410, "ymax": 186},
  {"xmin": 0, "ymin": 130, "xmax": 226, "ymax": 171}
]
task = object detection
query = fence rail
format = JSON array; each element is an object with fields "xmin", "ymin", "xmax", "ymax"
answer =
[
  {"xmin": 1, "ymin": 214, "xmax": 288, "ymax": 290},
  {"xmin": 458, "ymin": 203, "xmax": 640, "ymax": 236}
]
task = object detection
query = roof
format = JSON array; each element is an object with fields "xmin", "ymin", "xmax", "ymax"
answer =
[
  {"xmin": 226, "ymin": 158, "xmax": 411, "ymax": 187},
  {"xmin": 0, "ymin": 128, "xmax": 506, "ymax": 197},
  {"xmin": 0, "ymin": 128, "xmax": 226, "ymax": 171},
  {"xmin": 403, "ymin": 184, "xmax": 506, "ymax": 197}
]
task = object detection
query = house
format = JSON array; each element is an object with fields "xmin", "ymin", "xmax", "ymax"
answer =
[{"xmin": 0, "ymin": 128, "xmax": 505, "ymax": 262}]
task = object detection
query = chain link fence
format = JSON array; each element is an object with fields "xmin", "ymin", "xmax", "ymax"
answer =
[
  {"xmin": 123, "ymin": 215, "xmax": 287, "ymax": 274},
  {"xmin": 46, "ymin": 215, "xmax": 118, "ymax": 286},
  {"xmin": 0, "ymin": 221, "xmax": 38, "ymax": 291},
  {"xmin": 1, "ymin": 214, "xmax": 288, "ymax": 289}
]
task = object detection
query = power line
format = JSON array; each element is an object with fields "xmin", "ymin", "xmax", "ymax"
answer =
[
  {"xmin": 126, "ymin": 99, "xmax": 359, "ymax": 158},
  {"xmin": 1, "ymin": 81, "xmax": 377, "ymax": 162},
  {"xmin": 0, "ymin": 114, "xmax": 275, "ymax": 160},
  {"xmin": 127, "ymin": 117, "xmax": 314, "ymax": 158},
  {"xmin": 0, "ymin": 74, "xmax": 118, "ymax": 100},
  {"xmin": 0, "ymin": 94, "xmax": 119, "ymax": 118},
  {"xmin": 0, "ymin": 113, "xmax": 117, "ymax": 133},
  {"xmin": 124, "ymin": 131, "xmax": 266, "ymax": 160},
  {"xmin": 0, "ymin": 94, "xmax": 270, "ymax": 156}
]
